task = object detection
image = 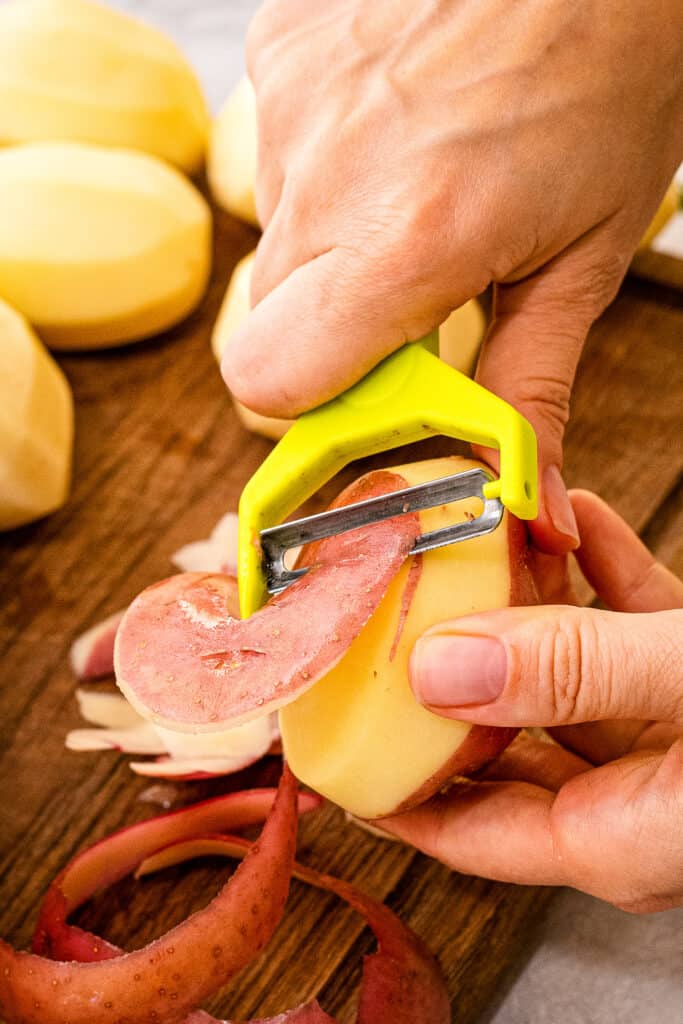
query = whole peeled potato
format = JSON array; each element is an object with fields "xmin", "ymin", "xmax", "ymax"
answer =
[
  {"xmin": 0, "ymin": 299, "xmax": 73, "ymax": 530},
  {"xmin": 0, "ymin": 142, "xmax": 212, "ymax": 350},
  {"xmin": 0, "ymin": 0, "xmax": 209, "ymax": 174}
]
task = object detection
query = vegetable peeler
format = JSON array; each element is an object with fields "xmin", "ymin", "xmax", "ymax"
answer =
[{"xmin": 237, "ymin": 331, "xmax": 537, "ymax": 618}]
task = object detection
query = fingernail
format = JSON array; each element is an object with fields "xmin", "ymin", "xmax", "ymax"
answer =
[
  {"xmin": 412, "ymin": 634, "xmax": 507, "ymax": 707},
  {"xmin": 543, "ymin": 465, "xmax": 579, "ymax": 548}
]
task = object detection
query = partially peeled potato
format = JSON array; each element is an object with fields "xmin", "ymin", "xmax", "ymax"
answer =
[
  {"xmin": 280, "ymin": 456, "xmax": 534, "ymax": 819},
  {"xmin": 116, "ymin": 455, "xmax": 536, "ymax": 820}
]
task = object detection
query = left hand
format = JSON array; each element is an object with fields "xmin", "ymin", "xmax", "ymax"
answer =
[{"xmin": 378, "ymin": 490, "xmax": 683, "ymax": 913}]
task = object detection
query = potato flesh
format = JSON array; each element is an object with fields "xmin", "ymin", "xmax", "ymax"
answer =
[
  {"xmin": 208, "ymin": 76, "xmax": 259, "ymax": 226},
  {"xmin": 0, "ymin": 142, "xmax": 211, "ymax": 349},
  {"xmin": 0, "ymin": 0, "xmax": 209, "ymax": 173},
  {"xmin": 279, "ymin": 457, "xmax": 512, "ymax": 820},
  {"xmin": 0, "ymin": 299, "xmax": 73, "ymax": 529}
]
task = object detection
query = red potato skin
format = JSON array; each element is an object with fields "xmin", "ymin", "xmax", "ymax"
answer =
[
  {"xmin": 387, "ymin": 512, "xmax": 536, "ymax": 815},
  {"xmin": 33, "ymin": 787, "xmax": 320, "ymax": 962},
  {"xmin": 0, "ymin": 768, "xmax": 298, "ymax": 1024},
  {"xmin": 114, "ymin": 472, "xmax": 420, "ymax": 730},
  {"xmin": 69, "ymin": 610, "xmax": 125, "ymax": 679},
  {"xmin": 137, "ymin": 836, "xmax": 450, "ymax": 1024}
]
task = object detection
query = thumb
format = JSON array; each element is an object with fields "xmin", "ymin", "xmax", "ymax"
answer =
[
  {"xmin": 475, "ymin": 228, "xmax": 627, "ymax": 555},
  {"xmin": 410, "ymin": 604, "xmax": 683, "ymax": 728},
  {"xmin": 221, "ymin": 245, "xmax": 457, "ymax": 418}
]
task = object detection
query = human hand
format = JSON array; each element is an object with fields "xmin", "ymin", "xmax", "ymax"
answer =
[
  {"xmin": 221, "ymin": 0, "xmax": 683, "ymax": 553},
  {"xmin": 377, "ymin": 491, "xmax": 683, "ymax": 913}
]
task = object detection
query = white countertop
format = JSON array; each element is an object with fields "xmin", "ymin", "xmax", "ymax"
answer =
[{"xmin": 108, "ymin": 2, "xmax": 683, "ymax": 1019}]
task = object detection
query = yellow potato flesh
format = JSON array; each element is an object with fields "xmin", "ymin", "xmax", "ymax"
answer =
[
  {"xmin": 0, "ymin": 142, "xmax": 211, "ymax": 349},
  {"xmin": 637, "ymin": 181, "xmax": 680, "ymax": 251},
  {"xmin": 438, "ymin": 299, "xmax": 486, "ymax": 375},
  {"xmin": 211, "ymin": 251, "xmax": 290, "ymax": 440},
  {"xmin": 208, "ymin": 77, "xmax": 260, "ymax": 227},
  {"xmin": 280, "ymin": 456, "xmax": 513, "ymax": 820},
  {"xmin": 0, "ymin": 299, "xmax": 73, "ymax": 529},
  {"xmin": 0, "ymin": 0, "xmax": 209, "ymax": 173}
]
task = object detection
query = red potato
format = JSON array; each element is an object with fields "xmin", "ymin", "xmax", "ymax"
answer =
[
  {"xmin": 281, "ymin": 456, "xmax": 533, "ymax": 819},
  {"xmin": 115, "ymin": 457, "xmax": 536, "ymax": 820}
]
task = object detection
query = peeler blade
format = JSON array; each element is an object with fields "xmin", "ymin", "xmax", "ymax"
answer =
[{"xmin": 260, "ymin": 468, "xmax": 504, "ymax": 596}]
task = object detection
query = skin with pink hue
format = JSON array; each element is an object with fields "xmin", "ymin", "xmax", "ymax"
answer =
[
  {"xmin": 0, "ymin": 769, "xmax": 299, "ymax": 1024},
  {"xmin": 137, "ymin": 835, "xmax": 450, "ymax": 1024},
  {"xmin": 69, "ymin": 609, "xmax": 125, "ymax": 679},
  {"xmin": 114, "ymin": 472, "xmax": 420, "ymax": 731}
]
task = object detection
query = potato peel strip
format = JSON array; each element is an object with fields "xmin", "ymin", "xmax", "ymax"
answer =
[
  {"xmin": 114, "ymin": 471, "xmax": 419, "ymax": 732},
  {"xmin": 0, "ymin": 770, "xmax": 301, "ymax": 1024},
  {"xmin": 137, "ymin": 835, "xmax": 450, "ymax": 1024}
]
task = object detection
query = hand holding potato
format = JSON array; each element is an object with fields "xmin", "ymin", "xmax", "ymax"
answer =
[
  {"xmin": 222, "ymin": 0, "xmax": 683, "ymax": 553},
  {"xmin": 381, "ymin": 492, "xmax": 683, "ymax": 913}
]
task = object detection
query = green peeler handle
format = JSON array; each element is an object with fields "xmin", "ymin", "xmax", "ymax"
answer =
[{"xmin": 238, "ymin": 332, "xmax": 537, "ymax": 616}]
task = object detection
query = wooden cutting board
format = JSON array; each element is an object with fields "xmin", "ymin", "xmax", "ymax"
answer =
[{"xmin": 1, "ymin": 202, "xmax": 681, "ymax": 1023}]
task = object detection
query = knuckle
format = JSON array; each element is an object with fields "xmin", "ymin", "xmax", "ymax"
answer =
[
  {"xmin": 529, "ymin": 611, "xmax": 605, "ymax": 723},
  {"xmin": 515, "ymin": 371, "xmax": 572, "ymax": 439}
]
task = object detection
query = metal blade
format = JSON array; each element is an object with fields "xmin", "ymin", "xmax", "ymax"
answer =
[{"xmin": 260, "ymin": 468, "xmax": 503, "ymax": 595}]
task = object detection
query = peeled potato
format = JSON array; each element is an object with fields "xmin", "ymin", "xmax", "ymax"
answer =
[
  {"xmin": 211, "ymin": 251, "xmax": 289, "ymax": 440},
  {"xmin": 637, "ymin": 180, "xmax": 681, "ymax": 251},
  {"xmin": 0, "ymin": 142, "xmax": 212, "ymax": 350},
  {"xmin": 0, "ymin": 298, "xmax": 73, "ymax": 529},
  {"xmin": 208, "ymin": 76, "xmax": 259, "ymax": 227},
  {"xmin": 0, "ymin": 0, "xmax": 209, "ymax": 174},
  {"xmin": 438, "ymin": 299, "xmax": 486, "ymax": 376},
  {"xmin": 213, "ymin": 249, "xmax": 486, "ymax": 439}
]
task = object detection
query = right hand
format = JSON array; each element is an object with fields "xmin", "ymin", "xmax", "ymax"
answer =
[{"xmin": 223, "ymin": 0, "xmax": 683, "ymax": 553}]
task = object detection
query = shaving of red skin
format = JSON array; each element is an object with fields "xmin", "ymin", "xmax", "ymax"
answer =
[
  {"xmin": 32, "ymin": 798, "xmax": 448, "ymax": 1023},
  {"xmin": 0, "ymin": 768, "xmax": 300, "ymax": 1024},
  {"xmin": 137, "ymin": 836, "xmax": 450, "ymax": 1024},
  {"xmin": 114, "ymin": 471, "xmax": 419, "ymax": 732},
  {"xmin": 388, "ymin": 554, "xmax": 423, "ymax": 661},
  {"xmin": 69, "ymin": 609, "xmax": 125, "ymax": 680},
  {"xmin": 33, "ymin": 783, "xmax": 320, "ymax": 962}
]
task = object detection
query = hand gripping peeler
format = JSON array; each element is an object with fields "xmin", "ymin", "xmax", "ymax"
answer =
[{"xmin": 237, "ymin": 332, "xmax": 538, "ymax": 618}]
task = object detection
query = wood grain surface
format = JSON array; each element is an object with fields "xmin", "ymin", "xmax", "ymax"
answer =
[{"xmin": 1, "ymin": 200, "xmax": 681, "ymax": 1023}]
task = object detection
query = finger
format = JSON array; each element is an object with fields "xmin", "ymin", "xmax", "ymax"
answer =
[
  {"xmin": 570, "ymin": 489, "xmax": 683, "ymax": 611},
  {"xmin": 409, "ymin": 604, "xmax": 683, "ymax": 726},
  {"xmin": 474, "ymin": 227, "xmax": 626, "ymax": 556},
  {"xmin": 481, "ymin": 731, "xmax": 590, "ymax": 790},
  {"xmin": 221, "ymin": 244, "xmax": 464, "ymax": 417},
  {"xmin": 379, "ymin": 780, "xmax": 565, "ymax": 886},
  {"xmin": 380, "ymin": 742, "xmax": 683, "ymax": 911},
  {"xmin": 548, "ymin": 720, "xmax": 648, "ymax": 765}
]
